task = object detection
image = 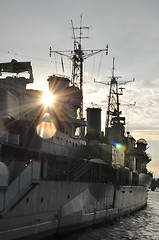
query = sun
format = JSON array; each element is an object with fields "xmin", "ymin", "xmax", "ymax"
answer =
[{"xmin": 41, "ymin": 91, "xmax": 54, "ymax": 107}]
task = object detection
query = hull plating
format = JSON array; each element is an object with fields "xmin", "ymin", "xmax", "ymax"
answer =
[{"xmin": 0, "ymin": 181, "xmax": 148, "ymax": 240}]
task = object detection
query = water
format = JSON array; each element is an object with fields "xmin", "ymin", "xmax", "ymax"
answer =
[{"xmin": 52, "ymin": 191, "xmax": 159, "ymax": 240}]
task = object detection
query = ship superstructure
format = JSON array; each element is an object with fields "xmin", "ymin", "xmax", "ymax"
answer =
[{"xmin": 0, "ymin": 18, "xmax": 152, "ymax": 240}]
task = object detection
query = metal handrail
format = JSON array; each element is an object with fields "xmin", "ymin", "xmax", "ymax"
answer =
[{"xmin": 0, "ymin": 161, "xmax": 40, "ymax": 213}]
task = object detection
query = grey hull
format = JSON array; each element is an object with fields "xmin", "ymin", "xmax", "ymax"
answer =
[{"xmin": 0, "ymin": 180, "xmax": 148, "ymax": 240}]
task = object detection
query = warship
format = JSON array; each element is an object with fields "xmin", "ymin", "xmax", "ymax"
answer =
[{"xmin": 0, "ymin": 18, "xmax": 152, "ymax": 240}]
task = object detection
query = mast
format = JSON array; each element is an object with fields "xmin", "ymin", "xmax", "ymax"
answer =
[
  {"xmin": 105, "ymin": 58, "xmax": 135, "ymax": 142},
  {"xmin": 106, "ymin": 57, "xmax": 121, "ymax": 130},
  {"xmin": 95, "ymin": 57, "xmax": 135, "ymax": 141},
  {"xmin": 49, "ymin": 15, "xmax": 108, "ymax": 120},
  {"xmin": 70, "ymin": 16, "xmax": 87, "ymax": 119}
]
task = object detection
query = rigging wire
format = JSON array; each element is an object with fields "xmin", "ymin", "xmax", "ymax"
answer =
[
  {"xmin": 123, "ymin": 81, "xmax": 135, "ymax": 131},
  {"xmin": 96, "ymin": 51, "xmax": 104, "ymax": 81},
  {"xmin": 91, "ymin": 57, "xmax": 97, "ymax": 101},
  {"xmin": 54, "ymin": 53, "xmax": 58, "ymax": 74},
  {"xmin": 0, "ymin": 50, "xmax": 52, "ymax": 63},
  {"xmin": 1, "ymin": 49, "xmax": 72, "ymax": 76},
  {"xmin": 91, "ymin": 55, "xmax": 96, "ymax": 82}
]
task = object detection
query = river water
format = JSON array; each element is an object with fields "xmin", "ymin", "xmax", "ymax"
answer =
[{"xmin": 53, "ymin": 190, "xmax": 159, "ymax": 240}]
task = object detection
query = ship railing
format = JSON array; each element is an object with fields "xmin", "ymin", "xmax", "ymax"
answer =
[
  {"xmin": 68, "ymin": 159, "xmax": 91, "ymax": 181},
  {"xmin": 69, "ymin": 161, "xmax": 86, "ymax": 180},
  {"xmin": 0, "ymin": 160, "xmax": 40, "ymax": 213}
]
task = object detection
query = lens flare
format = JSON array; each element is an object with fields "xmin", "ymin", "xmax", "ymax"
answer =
[
  {"xmin": 41, "ymin": 91, "xmax": 54, "ymax": 107},
  {"xmin": 111, "ymin": 141, "xmax": 127, "ymax": 153},
  {"xmin": 36, "ymin": 113, "xmax": 56, "ymax": 139}
]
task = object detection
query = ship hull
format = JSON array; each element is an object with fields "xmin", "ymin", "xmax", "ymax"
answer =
[{"xmin": 0, "ymin": 180, "xmax": 149, "ymax": 240}]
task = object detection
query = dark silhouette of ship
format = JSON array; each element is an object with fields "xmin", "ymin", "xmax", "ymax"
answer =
[
  {"xmin": 0, "ymin": 17, "xmax": 152, "ymax": 240},
  {"xmin": 150, "ymin": 178, "xmax": 159, "ymax": 191}
]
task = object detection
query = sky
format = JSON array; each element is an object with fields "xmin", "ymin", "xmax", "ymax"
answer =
[{"xmin": 1, "ymin": 0, "xmax": 159, "ymax": 176}]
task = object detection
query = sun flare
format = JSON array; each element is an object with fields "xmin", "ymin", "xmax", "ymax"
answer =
[{"xmin": 41, "ymin": 91, "xmax": 54, "ymax": 107}]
